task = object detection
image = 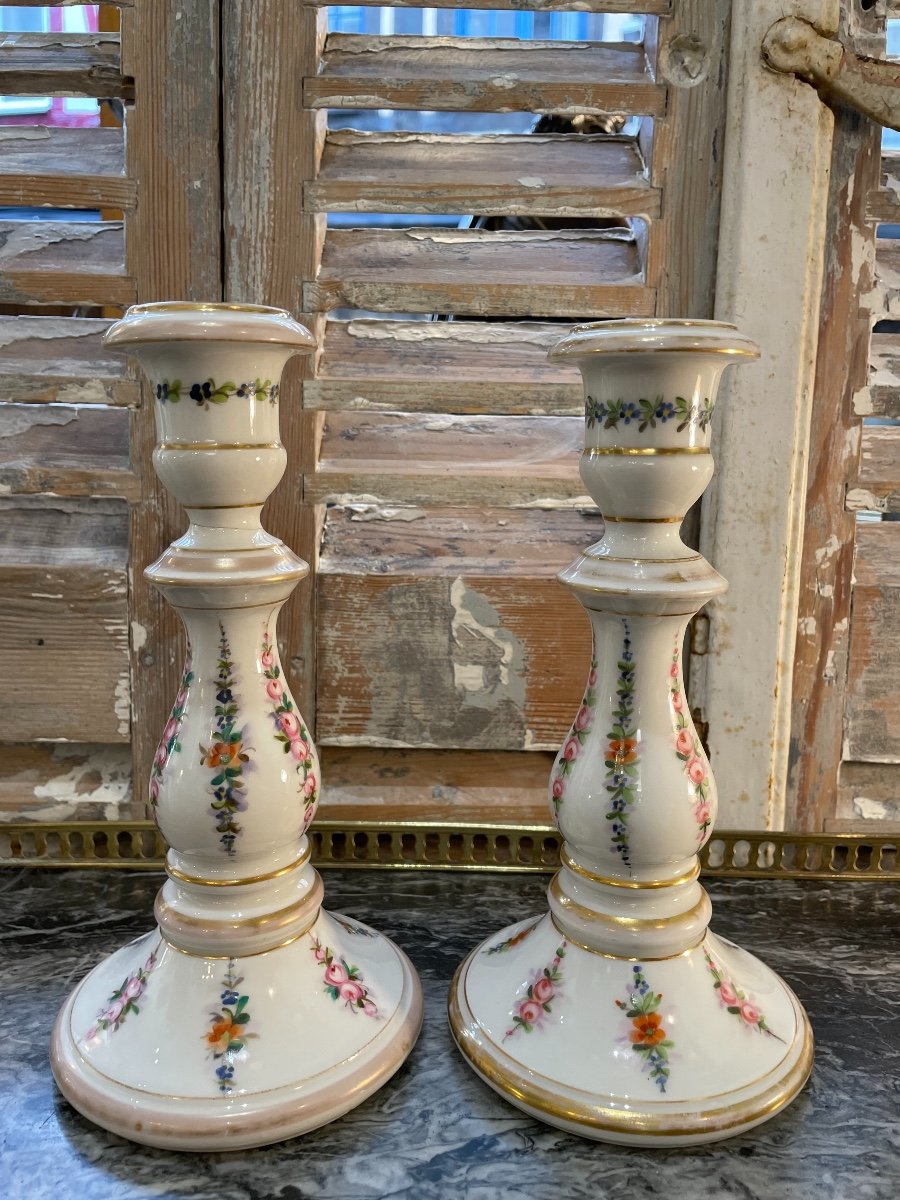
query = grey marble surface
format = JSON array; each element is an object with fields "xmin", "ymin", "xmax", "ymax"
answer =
[{"xmin": 0, "ymin": 868, "xmax": 897, "ymax": 1200}]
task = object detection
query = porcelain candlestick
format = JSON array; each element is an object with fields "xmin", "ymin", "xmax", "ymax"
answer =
[
  {"xmin": 50, "ymin": 302, "xmax": 423, "ymax": 1151},
  {"xmin": 448, "ymin": 319, "xmax": 814, "ymax": 1146}
]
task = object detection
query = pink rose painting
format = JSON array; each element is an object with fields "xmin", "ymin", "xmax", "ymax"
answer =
[
  {"xmin": 675, "ymin": 728, "xmax": 694, "ymax": 757},
  {"xmin": 670, "ymin": 640, "xmax": 712, "ymax": 840},
  {"xmin": 549, "ymin": 658, "xmax": 598, "ymax": 816},
  {"xmin": 266, "ymin": 678, "xmax": 283, "ymax": 701},
  {"xmin": 261, "ymin": 628, "xmax": 317, "ymax": 828},
  {"xmin": 83, "ymin": 946, "xmax": 159, "ymax": 1040},
  {"xmin": 504, "ymin": 941, "xmax": 567, "ymax": 1040},
  {"xmin": 703, "ymin": 947, "xmax": 783, "ymax": 1040},
  {"xmin": 311, "ymin": 936, "xmax": 380, "ymax": 1018}
]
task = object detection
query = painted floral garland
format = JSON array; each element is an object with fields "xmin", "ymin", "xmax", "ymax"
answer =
[
  {"xmin": 84, "ymin": 945, "xmax": 159, "ymax": 1040},
  {"xmin": 149, "ymin": 655, "xmax": 193, "ymax": 807},
  {"xmin": 206, "ymin": 959, "xmax": 255, "ymax": 1093},
  {"xmin": 585, "ymin": 394, "xmax": 714, "ymax": 433},
  {"xmin": 154, "ymin": 378, "xmax": 279, "ymax": 408},
  {"xmin": 669, "ymin": 639, "xmax": 712, "ymax": 840},
  {"xmin": 550, "ymin": 658, "xmax": 598, "ymax": 816},
  {"xmin": 311, "ymin": 936, "xmax": 380, "ymax": 1017},
  {"xmin": 503, "ymin": 940, "xmax": 566, "ymax": 1040},
  {"xmin": 260, "ymin": 629, "xmax": 318, "ymax": 830},
  {"xmin": 605, "ymin": 620, "xmax": 639, "ymax": 868},
  {"xmin": 704, "ymin": 948, "xmax": 783, "ymax": 1040},
  {"xmin": 200, "ymin": 623, "xmax": 250, "ymax": 856},
  {"xmin": 484, "ymin": 916, "xmax": 541, "ymax": 956},
  {"xmin": 615, "ymin": 964, "xmax": 674, "ymax": 1094}
]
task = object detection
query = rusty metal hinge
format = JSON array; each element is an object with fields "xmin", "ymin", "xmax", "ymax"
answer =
[{"xmin": 762, "ymin": 16, "xmax": 900, "ymax": 132}]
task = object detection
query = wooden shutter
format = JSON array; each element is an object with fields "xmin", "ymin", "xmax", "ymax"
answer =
[
  {"xmin": 215, "ymin": 0, "xmax": 731, "ymax": 822},
  {"xmin": 0, "ymin": 1, "xmax": 220, "ymax": 819}
]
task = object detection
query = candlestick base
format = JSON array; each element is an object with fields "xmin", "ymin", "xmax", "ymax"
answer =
[
  {"xmin": 449, "ymin": 913, "xmax": 812, "ymax": 1147},
  {"xmin": 51, "ymin": 909, "xmax": 422, "ymax": 1151}
]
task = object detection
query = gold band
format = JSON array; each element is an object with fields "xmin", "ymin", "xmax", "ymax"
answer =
[
  {"xmin": 549, "ymin": 874, "xmax": 708, "ymax": 930},
  {"xmin": 548, "ymin": 913, "xmax": 704, "ymax": 960},
  {"xmin": 157, "ymin": 441, "xmax": 283, "ymax": 451},
  {"xmin": 560, "ymin": 850, "xmax": 701, "ymax": 890},
  {"xmin": 583, "ymin": 446, "xmax": 708, "ymax": 457},
  {"xmin": 160, "ymin": 920, "xmax": 316, "ymax": 960},
  {"xmin": 602, "ymin": 515, "xmax": 683, "ymax": 524},
  {"xmin": 166, "ymin": 847, "xmax": 310, "ymax": 888}
]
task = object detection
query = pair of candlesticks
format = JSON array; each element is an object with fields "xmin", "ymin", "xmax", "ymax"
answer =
[{"xmin": 50, "ymin": 305, "xmax": 812, "ymax": 1151}]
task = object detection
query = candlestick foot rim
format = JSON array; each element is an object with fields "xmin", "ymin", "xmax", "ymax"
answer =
[
  {"xmin": 51, "ymin": 913, "xmax": 423, "ymax": 1151},
  {"xmin": 449, "ymin": 918, "xmax": 813, "ymax": 1147}
]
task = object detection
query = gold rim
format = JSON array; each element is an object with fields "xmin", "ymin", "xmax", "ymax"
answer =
[
  {"xmin": 560, "ymin": 848, "xmax": 701, "ymax": 889},
  {"xmin": 550, "ymin": 875, "xmax": 708, "ymax": 931},
  {"xmin": 602, "ymin": 515, "xmax": 683, "ymax": 524},
  {"xmin": 127, "ymin": 302, "xmax": 293, "ymax": 316},
  {"xmin": 166, "ymin": 848, "xmax": 310, "ymax": 887},
  {"xmin": 548, "ymin": 913, "xmax": 704, "ymax": 960},
  {"xmin": 160, "ymin": 921, "xmax": 315, "ymax": 960},
  {"xmin": 449, "ymin": 961, "xmax": 813, "ymax": 1137},
  {"xmin": 583, "ymin": 446, "xmax": 709, "ymax": 457},
  {"xmin": 157, "ymin": 442, "xmax": 283, "ymax": 451}
]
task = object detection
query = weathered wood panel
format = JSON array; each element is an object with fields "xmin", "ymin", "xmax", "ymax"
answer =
[
  {"xmin": 786, "ymin": 75, "xmax": 879, "ymax": 831},
  {"xmin": 0, "ymin": 220, "xmax": 132, "ymax": 307},
  {"xmin": 121, "ymin": 0, "xmax": 222, "ymax": 805},
  {"xmin": 222, "ymin": 0, "xmax": 326, "ymax": 730},
  {"xmin": 307, "ymin": 37, "xmax": 665, "ymax": 117},
  {"xmin": 0, "ymin": 32, "xmax": 132, "ymax": 98},
  {"xmin": 867, "ymin": 151, "xmax": 900, "ymax": 223},
  {"xmin": 318, "ymin": 746, "xmax": 553, "ymax": 825},
  {"xmin": 306, "ymin": 319, "xmax": 582, "ymax": 415},
  {"xmin": 306, "ymin": 228, "xmax": 651, "ymax": 317},
  {"xmin": 873, "ymin": 237, "xmax": 900, "ymax": 315},
  {"xmin": 0, "ymin": 497, "xmax": 130, "ymax": 744},
  {"xmin": 312, "ymin": 411, "xmax": 583, "ymax": 505},
  {"xmin": 0, "ymin": 127, "xmax": 134, "ymax": 211},
  {"xmin": 868, "ymin": 333, "xmax": 900, "ymax": 419},
  {"xmin": 0, "ymin": 742, "xmax": 136, "ymax": 822},
  {"xmin": 309, "ymin": 131, "xmax": 659, "ymax": 218},
  {"xmin": 852, "ymin": 426, "xmax": 900, "ymax": 514},
  {"xmin": 318, "ymin": 506, "xmax": 595, "ymax": 749},
  {"xmin": 845, "ymin": 522, "xmax": 900, "ymax": 764},
  {"xmin": 0, "ymin": 317, "xmax": 137, "ymax": 406},
  {"xmin": 0, "ymin": 403, "xmax": 137, "ymax": 499},
  {"xmin": 837, "ymin": 760, "xmax": 900, "ymax": 824}
]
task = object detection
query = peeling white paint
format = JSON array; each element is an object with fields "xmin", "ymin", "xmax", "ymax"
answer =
[
  {"xmin": 449, "ymin": 577, "xmax": 525, "ymax": 715},
  {"xmin": 515, "ymin": 495, "xmax": 594, "ymax": 509},
  {"xmin": 346, "ymin": 319, "xmax": 567, "ymax": 349},
  {"xmin": 0, "ymin": 744, "xmax": 134, "ymax": 823},
  {"xmin": 516, "ymin": 177, "xmax": 546, "ymax": 189},
  {"xmin": 114, "ymin": 670, "xmax": 131, "ymax": 737},
  {"xmin": 852, "ymin": 795, "xmax": 896, "ymax": 821},
  {"xmin": 347, "ymin": 503, "xmax": 427, "ymax": 523},
  {"xmin": 852, "ymin": 385, "xmax": 874, "ymax": 416},
  {"xmin": 823, "ymin": 650, "xmax": 837, "ymax": 683},
  {"xmin": 0, "ymin": 405, "xmax": 78, "ymax": 439},
  {"xmin": 814, "ymin": 534, "xmax": 841, "ymax": 566},
  {"xmin": 798, "ymin": 615, "xmax": 817, "ymax": 636},
  {"xmin": 846, "ymin": 488, "xmax": 887, "ymax": 512},
  {"xmin": 131, "ymin": 621, "xmax": 148, "ymax": 652}
]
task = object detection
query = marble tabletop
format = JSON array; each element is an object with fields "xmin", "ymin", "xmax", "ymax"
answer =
[{"xmin": 1, "ymin": 867, "xmax": 897, "ymax": 1200}]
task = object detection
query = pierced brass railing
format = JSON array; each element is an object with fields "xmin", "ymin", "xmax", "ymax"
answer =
[{"xmin": 0, "ymin": 821, "xmax": 897, "ymax": 880}]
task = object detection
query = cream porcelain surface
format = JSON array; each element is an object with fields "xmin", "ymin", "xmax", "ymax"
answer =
[
  {"xmin": 449, "ymin": 319, "xmax": 812, "ymax": 1145},
  {"xmin": 50, "ymin": 303, "xmax": 422, "ymax": 1150}
]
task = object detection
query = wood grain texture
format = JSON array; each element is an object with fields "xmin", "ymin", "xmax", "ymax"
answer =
[
  {"xmin": 868, "ymin": 333, "xmax": 900, "ymax": 418},
  {"xmin": 306, "ymin": 318, "xmax": 581, "ymax": 414},
  {"xmin": 306, "ymin": 227, "xmax": 651, "ymax": 318},
  {"xmin": 845, "ymin": 523, "xmax": 900, "ymax": 764},
  {"xmin": 0, "ymin": 403, "xmax": 137, "ymax": 499},
  {"xmin": 0, "ymin": 548, "xmax": 129, "ymax": 743},
  {"xmin": 318, "ymin": 573, "xmax": 590, "ymax": 750},
  {"xmin": 786, "ymin": 83, "xmax": 880, "ymax": 831},
  {"xmin": 0, "ymin": 221, "xmax": 132, "ymax": 307},
  {"xmin": 312, "ymin": 411, "xmax": 583, "ymax": 505},
  {"xmin": 0, "ymin": 316, "xmax": 137, "ymax": 406},
  {"xmin": 317, "ymin": 746, "xmax": 552, "ymax": 825},
  {"xmin": 0, "ymin": 126, "xmax": 134, "ymax": 211},
  {"xmin": 644, "ymin": 0, "xmax": 731, "ymax": 318},
  {"xmin": 318, "ymin": 506, "xmax": 596, "ymax": 749},
  {"xmin": 123, "ymin": 0, "xmax": 221, "ymax": 810},
  {"xmin": 307, "ymin": 37, "xmax": 665, "ymax": 117},
  {"xmin": 854, "ymin": 426, "xmax": 900, "ymax": 513},
  {"xmin": 309, "ymin": 132, "xmax": 660, "ymax": 218},
  {"xmin": 867, "ymin": 151, "xmax": 900, "ymax": 222},
  {"xmin": 0, "ymin": 32, "xmax": 132, "ymax": 98},
  {"xmin": 223, "ymin": 0, "xmax": 326, "ymax": 732}
]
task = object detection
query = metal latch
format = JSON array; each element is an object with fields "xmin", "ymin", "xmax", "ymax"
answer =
[{"xmin": 762, "ymin": 16, "xmax": 900, "ymax": 132}]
